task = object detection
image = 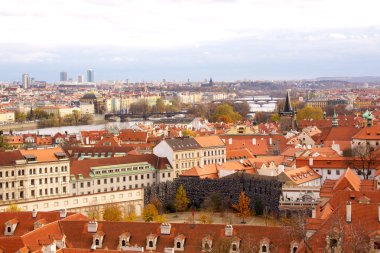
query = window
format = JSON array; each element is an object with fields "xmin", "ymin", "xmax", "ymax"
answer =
[
  {"xmin": 141, "ymin": 175, "xmax": 144, "ymax": 180},
  {"xmin": 110, "ymin": 178, "xmax": 114, "ymax": 183},
  {"xmin": 98, "ymin": 180, "xmax": 101, "ymax": 185},
  {"xmin": 336, "ymin": 170, "xmax": 340, "ymax": 175},
  {"xmin": 327, "ymin": 170, "xmax": 331, "ymax": 175},
  {"xmin": 104, "ymin": 179, "xmax": 107, "ymax": 184},
  {"xmin": 87, "ymin": 182, "xmax": 91, "ymax": 187},
  {"xmin": 162, "ymin": 173, "xmax": 165, "ymax": 178},
  {"xmin": 149, "ymin": 241, "xmax": 153, "ymax": 247},
  {"xmin": 135, "ymin": 175, "xmax": 138, "ymax": 180},
  {"xmin": 31, "ymin": 190, "xmax": 35, "ymax": 197},
  {"xmin": 63, "ymin": 186, "xmax": 66, "ymax": 193},
  {"xmin": 123, "ymin": 177, "xmax": 126, "ymax": 182},
  {"xmin": 50, "ymin": 178, "xmax": 53, "ymax": 183},
  {"xmin": 95, "ymin": 239, "xmax": 100, "ymax": 246},
  {"xmin": 80, "ymin": 183, "xmax": 84, "ymax": 188},
  {"xmin": 261, "ymin": 245, "xmax": 267, "ymax": 252},
  {"xmin": 31, "ymin": 179, "xmax": 35, "ymax": 185},
  {"xmin": 292, "ymin": 246, "xmax": 298, "ymax": 253},
  {"xmin": 177, "ymin": 242, "xmax": 181, "ymax": 249},
  {"xmin": 232, "ymin": 244, "xmax": 237, "ymax": 251},
  {"xmin": 73, "ymin": 183, "xmax": 76, "ymax": 189},
  {"xmin": 122, "ymin": 240, "xmax": 127, "ymax": 247}
]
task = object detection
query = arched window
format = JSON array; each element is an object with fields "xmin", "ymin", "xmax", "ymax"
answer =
[
  {"xmin": 330, "ymin": 238, "xmax": 337, "ymax": 248},
  {"xmin": 7, "ymin": 226, "xmax": 11, "ymax": 233},
  {"xmin": 176, "ymin": 241, "xmax": 181, "ymax": 248},
  {"xmin": 149, "ymin": 240, "xmax": 153, "ymax": 248},
  {"xmin": 292, "ymin": 246, "xmax": 298, "ymax": 253},
  {"xmin": 121, "ymin": 239, "xmax": 126, "ymax": 247},
  {"xmin": 232, "ymin": 243, "xmax": 237, "ymax": 251},
  {"xmin": 262, "ymin": 245, "xmax": 267, "ymax": 253}
]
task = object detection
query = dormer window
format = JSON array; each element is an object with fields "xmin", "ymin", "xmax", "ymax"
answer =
[
  {"xmin": 174, "ymin": 234, "xmax": 186, "ymax": 251},
  {"xmin": 146, "ymin": 233, "xmax": 158, "ymax": 250},
  {"xmin": 7, "ymin": 226, "xmax": 11, "ymax": 233},
  {"xmin": 260, "ymin": 238, "xmax": 270, "ymax": 253},
  {"xmin": 4, "ymin": 219, "xmax": 18, "ymax": 236},
  {"xmin": 92, "ymin": 231, "xmax": 104, "ymax": 249},
  {"xmin": 230, "ymin": 238, "xmax": 241, "ymax": 253},
  {"xmin": 118, "ymin": 232, "xmax": 131, "ymax": 250},
  {"xmin": 202, "ymin": 235, "xmax": 213, "ymax": 252},
  {"xmin": 290, "ymin": 241, "xmax": 299, "ymax": 253}
]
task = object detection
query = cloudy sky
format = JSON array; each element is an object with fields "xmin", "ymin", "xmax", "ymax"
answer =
[{"xmin": 1, "ymin": 0, "xmax": 380, "ymax": 82}]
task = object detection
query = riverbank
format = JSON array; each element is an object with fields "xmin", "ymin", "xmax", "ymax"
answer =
[{"xmin": 0, "ymin": 114, "xmax": 107, "ymax": 133}]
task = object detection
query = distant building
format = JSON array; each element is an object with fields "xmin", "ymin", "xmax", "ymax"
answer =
[
  {"xmin": 87, "ymin": 69, "xmax": 94, "ymax": 82},
  {"xmin": 60, "ymin": 71, "xmax": 68, "ymax": 82},
  {"xmin": 78, "ymin": 74, "xmax": 84, "ymax": 83},
  {"xmin": 22, "ymin": 73, "xmax": 30, "ymax": 89}
]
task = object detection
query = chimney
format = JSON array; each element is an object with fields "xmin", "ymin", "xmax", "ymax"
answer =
[
  {"xmin": 228, "ymin": 138, "xmax": 232, "ymax": 145},
  {"xmin": 32, "ymin": 209, "xmax": 38, "ymax": 218},
  {"xmin": 88, "ymin": 221, "xmax": 98, "ymax": 233},
  {"xmin": 225, "ymin": 225, "xmax": 233, "ymax": 237},
  {"xmin": 160, "ymin": 223, "xmax": 171, "ymax": 235},
  {"xmin": 252, "ymin": 138, "xmax": 256, "ymax": 145},
  {"xmin": 309, "ymin": 158, "xmax": 313, "ymax": 166},
  {"xmin": 269, "ymin": 138, "xmax": 272, "ymax": 145},
  {"xmin": 59, "ymin": 209, "xmax": 67, "ymax": 218},
  {"xmin": 346, "ymin": 201, "xmax": 352, "ymax": 223}
]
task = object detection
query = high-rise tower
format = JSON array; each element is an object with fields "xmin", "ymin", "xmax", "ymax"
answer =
[
  {"xmin": 87, "ymin": 69, "xmax": 94, "ymax": 82},
  {"xmin": 22, "ymin": 73, "xmax": 30, "ymax": 89},
  {"xmin": 60, "ymin": 71, "xmax": 68, "ymax": 82}
]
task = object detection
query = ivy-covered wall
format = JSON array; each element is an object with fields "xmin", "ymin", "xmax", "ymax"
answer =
[{"xmin": 144, "ymin": 172, "xmax": 283, "ymax": 215}]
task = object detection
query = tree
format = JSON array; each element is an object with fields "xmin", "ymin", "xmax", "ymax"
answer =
[
  {"xmin": 212, "ymin": 103, "xmax": 242, "ymax": 123},
  {"xmin": 155, "ymin": 98, "xmax": 166, "ymax": 113},
  {"xmin": 255, "ymin": 112, "xmax": 271, "ymax": 123},
  {"xmin": 72, "ymin": 110, "xmax": 81, "ymax": 125},
  {"xmin": 124, "ymin": 205, "xmax": 137, "ymax": 222},
  {"xmin": 154, "ymin": 214, "xmax": 167, "ymax": 223},
  {"xmin": 204, "ymin": 192, "xmax": 224, "ymax": 212},
  {"xmin": 142, "ymin": 204, "xmax": 159, "ymax": 222},
  {"xmin": 15, "ymin": 111, "xmax": 26, "ymax": 122},
  {"xmin": 175, "ymin": 185, "xmax": 190, "ymax": 212},
  {"xmin": 87, "ymin": 206, "xmax": 101, "ymax": 220},
  {"xmin": 232, "ymin": 191, "xmax": 251, "ymax": 223},
  {"xmin": 81, "ymin": 114, "xmax": 93, "ymax": 124},
  {"xmin": 284, "ymin": 210, "xmax": 314, "ymax": 253},
  {"xmin": 296, "ymin": 107, "xmax": 323, "ymax": 121},
  {"xmin": 347, "ymin": 144, "xmax": 379, "ymax": 179},
  {"xmin": 150, "ymin": 195, "xmax": 164, "ymax": 214},
  {"xmin": 0, "ymin": 136, "xmax": 11, "ymax": 150},
  {"xmin": 102, "ymin": 204, "xmax": 123, "ymax": 221},
  {"xmin": 6, "ymin": 203, "xmax": 21, "ymax": 212},
  {"xmin": 182, "ymin": 129, "xmax": 196, "ymax": 137},
  {"xmin": 129, "ymin": 100, "xmax": 151, "ymax": 115},
  {"xmin": 270, "ymin": 113, "xmax": 280, "ymax": 123},
  {"xmin": 233, "ymin": 101, "xmax": 250, "ymax": 119},
  {"xmin": 199, "ymin": 212, "xmax": 213, "ymax": 224}
]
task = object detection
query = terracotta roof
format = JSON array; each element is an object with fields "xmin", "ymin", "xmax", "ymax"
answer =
[
  {"xmin": 352, "ymin": 125, "xmax": 380, "ymax": 140},
  {"xmin": 20, "ymin": 147, "xmax": 66, "ymax": 163},
  {"xmin": 59, "ymin": 221, "xmax": 295, "ymax": 252},
  {"xmin": 70, "ymin": 154, "xmax": 171, "ymax": 178},
  {"xmin": 194, "ymin": 135, "xmax": 225, "ymax": 147},
  {"xmin": 119, "ymin": 130, "xmax": 148, "ymax": 143},
  {"xmin": 0, "ymin": 150, "xmax": 23, "ymax": 166},
  {"xmin": 283, "ymin": 166, "xmax": 321, "ymax": 185}
]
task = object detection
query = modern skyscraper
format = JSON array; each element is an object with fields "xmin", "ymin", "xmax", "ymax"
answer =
[
  {"xmin": 60, "ymin": 71, "xmax": 68, "ymax": 82},
  {"xmin": 22, "ymin": 73, "xmax": 30, "ymax": 89},
  {"xmin": 78, "ymin": 75, "xmax": 84, "ymax": 83},
  {"xmin": 87, "ymin": 69, "xmax": 94, "ymax": 82}
]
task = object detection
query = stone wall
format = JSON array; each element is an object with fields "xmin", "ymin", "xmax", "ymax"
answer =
[{"xmin": 145, "ymin": 172, "xmax": 283, "ymax": 215}]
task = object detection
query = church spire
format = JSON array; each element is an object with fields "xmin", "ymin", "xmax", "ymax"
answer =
[
  {"xmin": 332, "ymin": 111, "xmax": 338, "ymax": 127},
  {"xmin": 280, "ymin": 89, "xmax": 294, "ymax": 116}
]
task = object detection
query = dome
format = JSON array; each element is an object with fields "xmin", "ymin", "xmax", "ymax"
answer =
[{"xmin": 363, "ymin": 110, "xmax": 371, "ymax": 119}]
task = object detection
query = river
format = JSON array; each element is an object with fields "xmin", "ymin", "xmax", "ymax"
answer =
[{"xmin": 14, "ymin": 120, "xmax": 152, "ymax": 136}]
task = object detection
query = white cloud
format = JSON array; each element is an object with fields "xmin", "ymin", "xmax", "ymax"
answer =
[{"xmin": 329, "ymin": 33, "xmax": 347, "ymax": 40}]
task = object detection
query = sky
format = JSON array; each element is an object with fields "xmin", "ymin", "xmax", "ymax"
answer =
[{"xmin": 1, "ymin": 0, "xmax": 380, "ymax": 82}]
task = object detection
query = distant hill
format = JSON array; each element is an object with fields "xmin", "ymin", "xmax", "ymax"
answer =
[{"xmin": 315, "ymin": 76, "xmax": 380, "ymax": 83}]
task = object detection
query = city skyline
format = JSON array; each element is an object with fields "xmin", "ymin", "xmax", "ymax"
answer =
[{"xmin": 0, "ymin": 0, "xmax": 380, "ymax": 82}]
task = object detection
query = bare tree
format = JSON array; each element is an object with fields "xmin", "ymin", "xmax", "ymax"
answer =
[
  {"xmin": 284, "ymin": 210, "xmax": 313, "ymax": 253},
  {"xmin": 346, "ymin": 144, "xmax": 379, "ymax": 179},
  {"xmin": 346, "ymin": 223, "xmax": 371, "ymax": 253}
]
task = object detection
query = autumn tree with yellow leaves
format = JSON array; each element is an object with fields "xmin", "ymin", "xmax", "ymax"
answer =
[{"xmin": 232, "ymin": 191, "xmax": 251, "ymax": 223}]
